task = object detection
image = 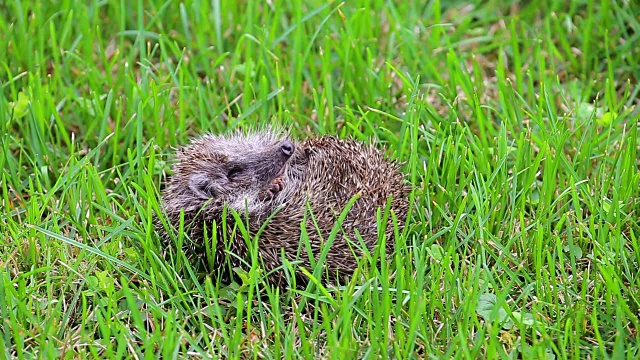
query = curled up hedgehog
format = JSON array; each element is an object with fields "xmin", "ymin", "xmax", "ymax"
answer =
[{"xmin": 156, "ymin": 128, "xmax": 411, "ymax": 288}]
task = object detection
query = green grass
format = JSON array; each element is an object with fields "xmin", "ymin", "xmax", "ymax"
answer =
[{"xmin": 1, "ymin": 0, "xmax": 639, "ymax": 358}]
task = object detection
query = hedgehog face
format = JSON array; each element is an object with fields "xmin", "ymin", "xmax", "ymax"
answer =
[{"xmin": 165, "ymin": 131, "xmax": 295, "ymax": 215}]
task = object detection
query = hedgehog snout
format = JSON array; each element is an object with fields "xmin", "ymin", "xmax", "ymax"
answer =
[{"xmin": 280, "ymin": 141, "xmax": 295, "ymax": 157}]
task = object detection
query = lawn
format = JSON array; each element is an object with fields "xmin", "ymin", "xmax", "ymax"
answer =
[{"xmin": 1, "ymin": 0, "xmax": 639, "ymax": 358}]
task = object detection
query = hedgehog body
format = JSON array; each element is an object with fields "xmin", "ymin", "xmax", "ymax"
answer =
[{"xmin": 158, "ymin": 129, "xmax": 410, "ymax": 288}]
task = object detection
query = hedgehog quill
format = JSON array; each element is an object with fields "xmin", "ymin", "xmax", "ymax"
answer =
[{"xmin": 157, "ymin": 128, "xmax": 410, "ymax": 288}]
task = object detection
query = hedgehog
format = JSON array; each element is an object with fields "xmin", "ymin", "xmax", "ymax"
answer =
[{"xmin": 157, "ymin": 128, "xmax": 410, "ymax": 288}]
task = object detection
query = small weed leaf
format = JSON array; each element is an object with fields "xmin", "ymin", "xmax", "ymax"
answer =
[
  {"xmin": 597, "ymin": 112, "xmax": 618, "ymax": 126},
  {"xmin": 96, "ymin": 270, "xmax": 116, "ymax": 295},
  {"xmin": 233, "ymin": 266, "xmax": 262, "ymax": 292},
  {"xmin": 527, "ymin": 189, "xmax": 541, "ymax": 205},
  {"xmin": 476, "ymin": 293, "xmax": 509, "ymax": 326},
  {"xmin": 218, "ymin": 282, "xmax": 240, "ymax": 303},
  {"xmin": 601, "ymin": 197, "xmax": 625, "ymax": 217},
  {"xmin": 124, "ymin": 247, "xmax": 138, "ymax": 263},
  {"xmin": 86, "ymin": 276, "xmax": 99, "ymax": 296},
  {"xmin": 85, "ymin": 272, "xmax": 115, "ymax": 299},
  {"xmin": 575, "ymin": 102, "xmax": 617, "ymax": 127},
  {"xmin": 234, "ymin": 267, "xmax": 251, "ymax": 284},
  {"xmin": 477, "ymin": 294, "xmax": 537, "ymax": 330},
  {"xmin": 75, "ymin": 97, "xmax": 98, "ymax": 117},
  {"xmin": 427, "ymin": 244, "xmax": 444, "ymax": 262},
  {"xmin": 9, "ymin": 91, "xmax": 30, "ymax": 118},
  {"xmin": 563, "ymin": 244, "xmax": 583, "ymax": 259},
  {"xmin": 526, "ymin": 180, "xmax": 543, "ymax": 206},
  {"xmin": 511, "ymin": 311, "xmax": 535, "ymax": 327},
  {"xmin": 576, "ymin": 102, "xmax": 603, "ymax": 122},
  {"xmin": 601, "ymin": 198, "xmax": 611, "ymax": 213}
]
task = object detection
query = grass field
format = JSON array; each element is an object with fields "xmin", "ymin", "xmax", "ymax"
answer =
[{"xmin": 1, "ymin": 0, "xmax": 639, "ymax": 358}]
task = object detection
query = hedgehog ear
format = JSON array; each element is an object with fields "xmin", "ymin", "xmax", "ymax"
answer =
[{"xmin": 188, "ymin": 173, "xmax": 215, "ymax": 199}]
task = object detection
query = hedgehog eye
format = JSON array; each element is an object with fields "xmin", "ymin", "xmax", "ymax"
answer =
[
  {"xmin": 227, "ymin": 166, "xmax": 243, "ymax": 180},
  {"xmin": 304, "ymin": 148, "xmax": 313, "ymax": 157}
]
